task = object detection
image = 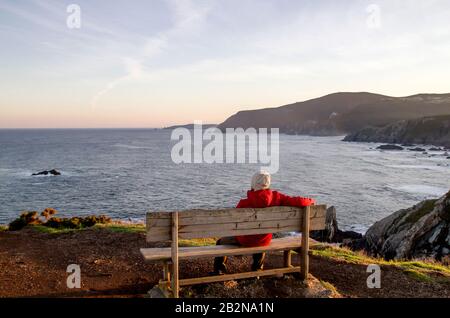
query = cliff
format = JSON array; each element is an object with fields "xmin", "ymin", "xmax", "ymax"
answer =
[{"xmin": 343, "ymin": 115, "xmax": 450, "ymax": 148}]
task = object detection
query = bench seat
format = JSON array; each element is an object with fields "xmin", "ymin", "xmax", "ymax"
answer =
[
  {"xmin": 141, "ymin": 236, "xmax": 303, "ymax": 262},
  {"xmin": 142, "ymin": 205, "xmax": 327, "ymax": 297}
]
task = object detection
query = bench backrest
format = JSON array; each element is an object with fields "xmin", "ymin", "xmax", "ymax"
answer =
[{"xmin": 146, "ymin": 205, "xmax": 327, "ymax": 242}]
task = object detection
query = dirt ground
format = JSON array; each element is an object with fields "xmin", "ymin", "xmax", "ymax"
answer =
[{"xmin": 0, "ymin": 227, "xmax": 449, "ymax": 298}]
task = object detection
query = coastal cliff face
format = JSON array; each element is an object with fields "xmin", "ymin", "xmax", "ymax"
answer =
[
  {"xmin": 365, "ymin": 190, "xmax": 450, "ymax": 260},
  {"xmin": 218, "ymin": 92, "xmax": 450, "ymax": 136},
  {"xmin": 343, "ymin": 115, "xmax": 450, "ymax": 148}
]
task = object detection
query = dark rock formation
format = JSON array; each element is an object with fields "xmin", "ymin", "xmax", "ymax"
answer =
[
  {"xmin": 365, "ymin": 191, "xmax": 450, "ymax": 260},
  {"xmin": 310, "ymin": 206, "xmax": 363, "ymax": 243},
  {"xmin": 408, "ymin": 147, "xmax": 426, "ymax": 152},
  {"xmin": 376, "ymin": 144, "xmax": 404, "ymax": 150},
  {"xmin": 344, "ymin": 115, "xmax": 450, "ymax": 148},
  {"xmin": 32, "ymin": 169, "xmax": 61, "ymax": 176}
]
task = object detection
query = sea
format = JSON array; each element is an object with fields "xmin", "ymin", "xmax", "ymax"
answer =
[{"xmin": 0, "ymin": 129, "xmax": 449, "ymax": 233}]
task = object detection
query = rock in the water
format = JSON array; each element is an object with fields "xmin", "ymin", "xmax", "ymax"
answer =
[
  {"xmin": 310, "ymin": 206, "xmax": 363, "ymax": 243},
  {"xmin": 32, "ymin": 169, "xmax": 61, "ymax": 176},
  {"xmin": 429, "ymin": 147, "xmax": 444, "ymax": 151},
  {"xmin": 376, "ymin": 144, "xmax": 404, "ymax": 150},
  {"xmin": 365, "ymin": 191, "xmax": 450, "ymax": 260},
  {"xmin": 408, "ymin": 147, "xmax": 426, "ymax": 152}
]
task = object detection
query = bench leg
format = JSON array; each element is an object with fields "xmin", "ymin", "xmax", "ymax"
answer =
[
  {"xmin": 284, "ymin": 250, "xmax": 292, "ymax": 268},
  {"xmin": 157, "ymin": 261, "xmax": 171, "ymax": 296},
  {"xmin": 163, "ymin": 261, "xmax": 171, "ymax": 282},
  {"xmin": 300, "ymin": 206, "xmax": 311, "ymax": 281}
]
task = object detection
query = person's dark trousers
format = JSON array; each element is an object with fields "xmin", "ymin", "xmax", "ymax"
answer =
[{"xmin": 213, "ymin": 236, "xmax": 266, "ymax": 274}]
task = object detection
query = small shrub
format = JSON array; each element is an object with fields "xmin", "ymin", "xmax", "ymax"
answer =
[
  {"xmin": 41, "ymin": 208, "xmax": 57, "ymax": 220},
  {"xmin": 8, "ymin": 211, "xmax": 43, "ymax": 231}
]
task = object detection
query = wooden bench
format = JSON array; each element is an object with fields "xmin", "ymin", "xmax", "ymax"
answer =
[{"xmin": 140, "ymin": 205, "xmax": 327, "ymax": 298}]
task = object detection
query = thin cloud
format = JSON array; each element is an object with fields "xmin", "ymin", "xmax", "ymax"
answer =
[{"xmin": 90, "ymin": 0, "xmax": 212, "ymax": 109}]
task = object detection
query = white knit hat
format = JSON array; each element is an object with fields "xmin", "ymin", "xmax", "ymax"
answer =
[{"xmin": 251, "ymin": 170, "xmax": 271, "ymax": 191}]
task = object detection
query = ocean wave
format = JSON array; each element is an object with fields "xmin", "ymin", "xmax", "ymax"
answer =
[
  {"xmin": 390, "ymin": 184, "xmax": 447, "ymax": 197},
  {"xmin": 114, "ymin": 217, "xmax": 145, "ymax": 224},
  {"xmin": 386, "ymin": 164, "xmax": 447, "ymax": 171},
  {"xmin": 113, "ymin": 144, "xmax": 149, "ymax": 149}
]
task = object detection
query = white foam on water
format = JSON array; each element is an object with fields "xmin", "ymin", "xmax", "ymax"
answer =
[
  {"xmin": 349, "ymin": 224, "xmax": 368, "ymax": 234},
  {"xmin": 115, "ymin": 217, "xmax": 145, "ymax": 224},
  {"xmin": 393, "ymin": 185, "xmax": 447, "ymax": 197}
]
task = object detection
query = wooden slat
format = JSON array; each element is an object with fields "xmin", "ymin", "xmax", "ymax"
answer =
[
  {"xmin": 149, "ymin": 210, "xmax": 306, "ymax": 227},
  {"xmin": 141, "ymin": 237, "xmax": 303, "ymax": 262},
  {"xmin": 146, "ymin": 217, "xmax": 325, "ymax": 242},
  {"xmin": 146, "ymin": 205, "xmax": 327, "ymax": 242},
  {"xmin": 179, "ymin": 266, "xmax": 301, "ymax": 286},
  {"xmin": 148, "ymin": 205, "xmax": 326, "ymax": 222},
  {"xmin": 150, "ymin": 206, "xmax": 325, "ymax": 218}
]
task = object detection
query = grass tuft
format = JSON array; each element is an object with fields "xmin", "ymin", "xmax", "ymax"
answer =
[
  {"xmin": 404, "ymin": 269, "xmax": 433, "ymax": 283},
  {"xmin": 93, "ymin": 223, "xmax": 145, "ymax": 233},
  {"xmin": 179, "ymin": 238, "xmax": 217, "ymax": 247},
  {"xmin": 32, "ymin": 224, "xmax": 80, "ymax": 234},
  {"xmin": 319, "ymin": 280, "xmax": 339, "ymax": 294}
]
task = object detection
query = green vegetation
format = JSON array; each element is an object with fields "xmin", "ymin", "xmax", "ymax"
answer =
[
  {"xmin": 404, "ymin": 200, "xmax": 437, "ymax": 224},
  {"xmin": 311, "ymin": 245, "xmax": 450, "ymax": 283},
  {"xmin": 0, "ymin": 225, "xmax": 8, "ymax": 232},
  {"xmin": 30, "ymin": 222, "xmax": 145, "ymax": 235}
]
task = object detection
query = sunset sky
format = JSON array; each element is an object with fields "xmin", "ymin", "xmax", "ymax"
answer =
[{"xmin": 1, "ymin": 0, "xmax": 450, "ymax": 128}]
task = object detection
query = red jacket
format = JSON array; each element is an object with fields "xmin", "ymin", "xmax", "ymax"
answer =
[{"xmin": 235, "ymin": 189, "xmax": 315, "ymax": 247}]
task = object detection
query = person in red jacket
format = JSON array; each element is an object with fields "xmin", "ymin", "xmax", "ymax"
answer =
[{"xmin": 212, "ymin": 171, "xmax": 315, "ymax": 275}]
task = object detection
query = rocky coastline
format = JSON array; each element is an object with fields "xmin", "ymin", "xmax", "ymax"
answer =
[{"xmin": 314, "ymin": 191, "xmax": 450, "ymax": 262}]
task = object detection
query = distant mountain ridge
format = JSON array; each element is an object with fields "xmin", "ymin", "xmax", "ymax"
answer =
[{"xmin": 218, "ymin": 92, "xmax": 450, "ymax": 136}]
